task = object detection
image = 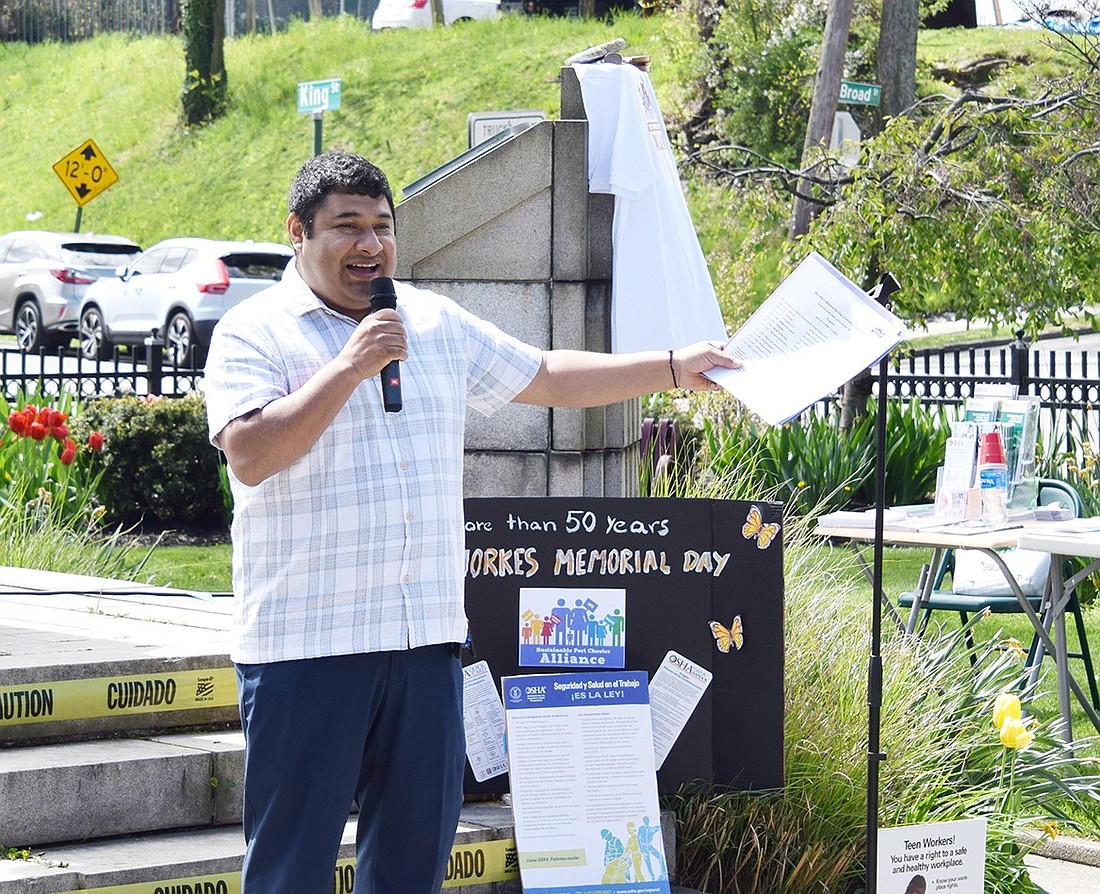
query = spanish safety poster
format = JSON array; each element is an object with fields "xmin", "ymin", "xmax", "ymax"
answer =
[{"xmin": 503, "ymin": 670, "xmax": 671, "ymax": 894}]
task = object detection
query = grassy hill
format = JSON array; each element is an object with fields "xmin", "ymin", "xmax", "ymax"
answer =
[
  {"xmin": 0, "ymin": 14, "xmax": 672, "ymax": 247},
  {"xmin": 0, "ymin": 14, "xmax": 1077, "ymax": 289}
]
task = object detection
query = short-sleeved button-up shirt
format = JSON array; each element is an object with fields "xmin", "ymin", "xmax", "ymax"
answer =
[{"xmin": 204, "ymin": 263, "xmax": 542, "ymax": 664}]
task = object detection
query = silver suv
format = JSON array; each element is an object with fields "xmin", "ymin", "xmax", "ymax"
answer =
[
  {"xmin": 0, "ymin": 230, "xmax": 141, "ymax": 352},
  {"xmin": 78, "ymin": 237, "xmax": 293, "ymax": 368}
]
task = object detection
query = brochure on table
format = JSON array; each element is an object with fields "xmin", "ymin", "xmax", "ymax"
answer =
[
  {"xmin": 877, "ymin": 817, "xmax": 987, "ymax": 894},
  {"xmin": 503, "ymin": 670, "xmax": 672, "ymax": 894},
  {"xmin": 705, "ymin": 252, "xmax": 907, "ymax": 426},
  {"xmin": 933, "ymin": 388, "xmax": 1041, "ymax": 522}
]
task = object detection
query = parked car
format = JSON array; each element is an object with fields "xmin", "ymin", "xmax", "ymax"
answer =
[
  {"xmin": 78, "ymin": 237, "xmax": 293, "ymax": 367},
  {"xmin": 0, "ymin": 230, "xmax": 141, "ymax": 353},
  {"xmin": 371, "ymin": 0, "xmax": 499, "ymax": 30}
]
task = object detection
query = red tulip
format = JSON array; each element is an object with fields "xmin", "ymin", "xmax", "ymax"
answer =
[{"xmin": 88, "ymin": 431, "xmax": 105, "ymax": 451}]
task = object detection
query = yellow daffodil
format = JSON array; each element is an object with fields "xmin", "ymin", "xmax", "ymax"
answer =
[
  {"xmin": 999, "ymin": 717, "xmax": 1034, "ymax": 750},
  {"xmin": 1042, "ymin": 822, "xmax": 1059, "ymax": 841},
  {"xmin": 993, "ymin": 693, "xmax": 1022, "ymax": 729},
  {"xmin": 1003, "ymin": 637, "xmax": 1027, "ymax": 660}
]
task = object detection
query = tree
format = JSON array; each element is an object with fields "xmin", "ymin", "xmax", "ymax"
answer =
[
  {"xmin": 677, "ymin": 1, "xmax": 1100, "ymax": 424},
  {"xmin": 836, "ymin": 0, "xmax": 921, "ymax": 428},
  {"xmin": 690, "ymin": 62, "xmax": 1100, "ymax": 328},
  {"xmin": 876, "ymin": 0, "xmax": 920, "ymax": 121},
  {"xmin": 790, "ymin": 0, "xmax": 856, "ymax": 238},
  {"xmin": 181, "ymin": 0, "xmax": 228, "ymax": 126}
]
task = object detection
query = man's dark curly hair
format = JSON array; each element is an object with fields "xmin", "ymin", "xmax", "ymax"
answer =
[{"xmin": 288, "ymin": 150, "xmax": 395, "ymax": 237}]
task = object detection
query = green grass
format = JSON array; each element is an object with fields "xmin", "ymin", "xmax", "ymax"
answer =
[
  {"xmin": 0, "ymin": 14, "xmax": 672, "ymax": 246},
  {"xmin": 817, "ymin": 541, "xmax": 1100, "ymax": 764},
  {"xmin": 139, "ymin": 543, "xmax": 233, "ymax": 592},
  {"xmin": 1, "ymin": 15, "xmax": 1078, "ymax": 251}
]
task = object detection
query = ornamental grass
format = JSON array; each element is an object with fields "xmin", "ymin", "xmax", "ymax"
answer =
[{"xmin": 670, "ymin": 510, "xmax": 1100, "ymax": 894}]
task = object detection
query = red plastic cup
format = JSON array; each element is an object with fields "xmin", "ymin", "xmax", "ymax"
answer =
[{"xmin": 979, "ymin": 430, "xmax": 1005, "ymax": 465}]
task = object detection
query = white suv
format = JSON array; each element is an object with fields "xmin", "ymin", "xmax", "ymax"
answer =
[
  {"xmin": 78, "ymin": 237, "xmax": 293, "ymax": 368},
  {"xmin": 0, "ymin": 230, "xmax": 141, "ymax": 352},
  {"xmin": 372, "ymin": 0, "xmax": 499, "ymax": 29}
]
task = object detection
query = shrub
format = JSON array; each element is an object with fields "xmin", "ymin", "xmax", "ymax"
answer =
[
  {"xmin": 68, "ymin": 392, "xmax": 227, "ymax": 530},
  {"xmin": 686, "ymin": 397, "xmax": 952, "ymax": 515}
]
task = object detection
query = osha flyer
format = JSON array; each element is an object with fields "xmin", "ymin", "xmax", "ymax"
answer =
[{"xmin": 502, "ymin": 670, "xmax": 670, "ymax": 894}]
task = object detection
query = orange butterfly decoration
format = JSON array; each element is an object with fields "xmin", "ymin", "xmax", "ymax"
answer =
[
  {"xmin": 709, "ymin": 616, "xmax": 743, "ymax": 653},
  {"xmin": 742, "ymin": 504, "xmax": 780, "ymax": 550}
]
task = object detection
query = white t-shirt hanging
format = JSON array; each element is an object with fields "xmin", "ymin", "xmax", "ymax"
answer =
[{"xmin": 573, "ymin": 61, "xmax": 727, "ymax": 353}]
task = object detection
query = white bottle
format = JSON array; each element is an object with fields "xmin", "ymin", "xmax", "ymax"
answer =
[{"xmin": 977, "ymin": 431, "xmax": 1009, "ymax": 525}]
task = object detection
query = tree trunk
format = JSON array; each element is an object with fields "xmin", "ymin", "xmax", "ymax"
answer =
[
  {"xmin": 837, "ymin": 2, "xmax": 919, "ymax": 429},
  {"xmin": 181, "ymin": 0, "xmax": 228, "ymax": 125},
  {"xmin": 876, "ymin": 0, "xmax": 919, "ymax": 124},
  {"xmin": 790, "ymin": 0, "xmax": 855, "ymax": 238},
  {"xmin": 430, "ymin": 0, "xmax": 445, "ymax": 25}
]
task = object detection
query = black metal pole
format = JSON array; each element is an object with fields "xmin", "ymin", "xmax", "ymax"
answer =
[
  {"xmin": 867, "ymin": 272, "xmax": 900, "ymax": 894},
  {"xmin": 313, "ymin": 111, "xmax": 324, "ymax": 156}
]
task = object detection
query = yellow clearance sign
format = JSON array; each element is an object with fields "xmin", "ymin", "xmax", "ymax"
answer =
[{"xmin": 52, "ymin": 138, "xmax": 119, "ymax": 206}]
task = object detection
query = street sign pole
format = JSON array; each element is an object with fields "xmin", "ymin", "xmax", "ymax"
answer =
[{"xmin": 297, "ymin": 78, "xmax": 342, "ymax": 156}]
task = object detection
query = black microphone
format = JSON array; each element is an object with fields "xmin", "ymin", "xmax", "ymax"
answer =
[{"xmin": 368, "ymin": 277, "xmax": 402, "ymax": 413}]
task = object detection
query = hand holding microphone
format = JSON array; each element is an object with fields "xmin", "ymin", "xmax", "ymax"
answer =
[{"xmin": 368, "ymin": 277, "xmax": 403, "ymax": 413}]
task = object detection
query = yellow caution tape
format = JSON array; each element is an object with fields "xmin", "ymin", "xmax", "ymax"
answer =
[
  {"xmin": 55, "ymin": 838, "xmax": 517, "ymax": 893},
  {"xmin": 0, "ymin": 667, "xmax": 236, "ymax": 726}
]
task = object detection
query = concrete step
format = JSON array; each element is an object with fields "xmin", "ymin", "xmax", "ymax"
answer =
[
  {"xmin": 0, "ymin": 803, "xmax": 525, "ymax": 894},
  {"xmin": 0, "ymin": 571, "xmax": 691, "ymax": 893},
  {"xmin": 1, "ymin": 571, "xmax": 237, "ymax": 743},
  {"xmin": 0, "ymin": 730, "xmax": 244, "ymax": 846}
]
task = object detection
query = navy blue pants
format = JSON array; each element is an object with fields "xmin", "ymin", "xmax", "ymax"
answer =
[{"xmin": 236, "ymin": 645, "xmax": 465, "ymax": 894}]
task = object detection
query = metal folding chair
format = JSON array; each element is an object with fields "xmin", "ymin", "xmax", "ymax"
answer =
[{"xmin": 898, "ymin": 479, "xmax": 1099, "ymax": 709}]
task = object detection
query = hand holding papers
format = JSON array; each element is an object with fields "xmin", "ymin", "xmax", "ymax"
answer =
[{"xmin": 705, "ymin": 252, "xmax": 907, "ymax": 425}]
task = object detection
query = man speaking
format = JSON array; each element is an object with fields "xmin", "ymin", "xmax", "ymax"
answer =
[{"xmin": 204, "ymin": 149, "xmax": 736, "ymax": 894}]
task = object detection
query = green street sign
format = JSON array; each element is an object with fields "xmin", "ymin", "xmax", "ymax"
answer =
[
  {"xmin": 297, "ymin": 78, "xmax": 342, "ymax": 114},
  {"xmin": 839, "ymin": 80, "xmax": 881, "ymax": 107}
]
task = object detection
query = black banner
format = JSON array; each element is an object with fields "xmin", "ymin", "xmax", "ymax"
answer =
[{"xmin": 463, "ymin": 497, "xmax": 785, "ymax": 794}]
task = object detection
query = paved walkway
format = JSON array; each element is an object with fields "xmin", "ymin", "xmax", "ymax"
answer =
[{"xmin": 1025, "ymin": 844, "xmax": 1100, "ymax": 894}]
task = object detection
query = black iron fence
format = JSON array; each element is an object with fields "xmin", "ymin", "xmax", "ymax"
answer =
[
  {"xmin": 3, "ymin": 332, "xmax": 1098, "ymax": 454},
  {"xmin": 887, "ymin": 331, "xmax": 1100, "ymax": 455},
  {"xmin": 0, "ymin": 0, "xmax": 176, "ymax": 42},
  {"xmin": 0, "ymin": 343, "xmax": 202, "ymax": 402},
  {"xmin": 0, "ymin": 0, "xmax": 372, "ymax": 43}
]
